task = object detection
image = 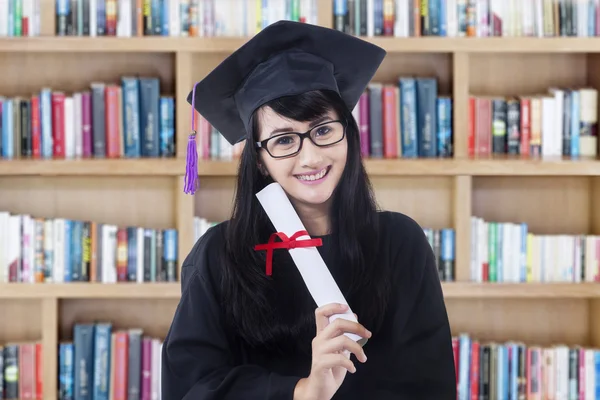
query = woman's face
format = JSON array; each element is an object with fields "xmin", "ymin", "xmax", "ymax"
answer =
[{"xmin": 256, "ymin": 106, "xmax": 348, "ymax": 211}]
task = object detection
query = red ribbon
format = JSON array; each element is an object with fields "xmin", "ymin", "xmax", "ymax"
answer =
[{"xmin": 254, "ymin": 230, "xmax": 323, "ymax": 276}]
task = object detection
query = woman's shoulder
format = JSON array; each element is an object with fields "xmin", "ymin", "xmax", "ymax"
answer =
[
  {"xmin": 179, "ymin": 220, "xmax": 231, "ymax": 294},
  {"xmin": 375, "ymin": 210, "xmax": 434, "ymax": 276},
  {"xmin": 376, "ymin": 210, "xmax": 428, "ymax": 245}
]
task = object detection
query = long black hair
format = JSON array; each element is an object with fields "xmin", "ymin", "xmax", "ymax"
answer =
[{"xmin": 221, "ymin": 89, "xmax": 391, "ymax": 355}]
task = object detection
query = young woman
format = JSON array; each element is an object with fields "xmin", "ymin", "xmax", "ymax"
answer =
[{"xmin": 162, "ymin": 21, "xmax": 456, "ymax": 400}]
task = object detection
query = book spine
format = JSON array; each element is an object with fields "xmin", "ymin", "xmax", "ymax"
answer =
[
  {"xmin": 93, "ymin": 323, "xmax": 111, "ymax": 400},
  {"xmin": 127, "ymin": 330, "xmax": 142, "ymax": 400},
  {"xmin": 104, "ymin": 85, "xmax": 120, "ymax": 158},
  {"xmin": 81, "ymin": 91, "xmax": 92, "ymax": 158},
  {"xmin": 122, "ymin": 77, "xmax": 141, "ymax": 157},
  {"xmin": 159, "ymin": 96, "xmax": 175, "ymax": 157},
  {"xmin": 506, "ymin": 98, "xmax": 520, "ymax": 155},
  {"xmin": 139, "ymin": 78, "xmax": 160, "ymax": 157},
  {"xmin": 51, "ymin": 91, "xmax": 66, "ymax": 158},
  {"xmin": 164, "ymin": 229, "xmax": 177, "ymax": 282},
  {"xmin": 416, "ymin": 77, "xmax": 437, "ymax": 157},
  {"xmin": 492, "ymin": 98, "xmax": 507, "ymax": 154},
  {"xmin": 30, "ymin": 95, "xmax": 40, "ymax": 158}
]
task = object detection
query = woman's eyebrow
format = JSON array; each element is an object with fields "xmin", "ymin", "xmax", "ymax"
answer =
[{"xmin": 268, "ymin": 115, "xmax": 332, "ymax": 137}]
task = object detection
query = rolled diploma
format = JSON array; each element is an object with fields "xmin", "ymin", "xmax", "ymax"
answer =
[{"xmin": 256, "ymin": 182, "xmax": 367, "ymax": 345}]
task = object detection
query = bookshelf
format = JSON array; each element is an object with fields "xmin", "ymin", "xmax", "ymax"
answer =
[{"xmin": 2, "ymin": 0, "xmax": 600, "ymax": 399}]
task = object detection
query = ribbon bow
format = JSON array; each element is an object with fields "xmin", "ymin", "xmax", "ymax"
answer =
[{"xmin": 254, "ymin": 230, "xmax": 323, "ymax": 276}]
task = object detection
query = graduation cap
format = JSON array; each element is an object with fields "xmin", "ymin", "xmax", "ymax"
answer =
[{"xmin": 183, "ymin": 20, "xmax": 387, "ymax": 194}]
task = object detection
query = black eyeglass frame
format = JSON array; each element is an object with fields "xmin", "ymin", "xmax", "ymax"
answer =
[{"xmin": 254, "ymin": 119, "xmax": 347, "ymax": 159}]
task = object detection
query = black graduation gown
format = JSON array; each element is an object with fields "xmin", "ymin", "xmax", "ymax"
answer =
[{"xmin": 161, "ymin": 211, "xmax": 457, "ymax": 400}]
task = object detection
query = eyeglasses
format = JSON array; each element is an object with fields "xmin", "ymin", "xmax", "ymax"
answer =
[{"xmin": 255, "ymin": 120, "xmax": 347, "ymax": 158}]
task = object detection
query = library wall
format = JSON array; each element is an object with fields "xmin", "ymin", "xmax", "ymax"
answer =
[{"xmin": 2, "ymin": 0, "xmax": 600, "ymax": 399}]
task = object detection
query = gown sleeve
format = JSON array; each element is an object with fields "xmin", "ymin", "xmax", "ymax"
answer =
[
  {"xmin": 363, "ymin": 214, "xmax": 457, "ymax": 400},
  {"xmin": 160, "ymin": 226, "xmax": 302, "ymax": 400}
]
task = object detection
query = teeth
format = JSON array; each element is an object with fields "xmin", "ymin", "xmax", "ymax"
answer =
[{"xmin": 296, "ymin": 167, "xmax": 328, "ymax": 181}]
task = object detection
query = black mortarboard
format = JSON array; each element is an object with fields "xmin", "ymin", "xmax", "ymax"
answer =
[{"xmin": 183, "ymin": 20, "xmax": 386, "ymax": 194}]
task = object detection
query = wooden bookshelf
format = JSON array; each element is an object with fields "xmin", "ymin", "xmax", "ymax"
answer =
[{"xmin": 2, "ymin": 1, "xmax": 600, "ymax": 399}]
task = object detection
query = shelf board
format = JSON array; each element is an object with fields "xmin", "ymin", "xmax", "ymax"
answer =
[
  {"xmin": 0, "ymin": 158, "xmax": 185, "ymax": 176},
  {"xmin": 0, "ymin": 282, "xmax": 180, "ymax": 298},
  {"xmin": 442, "ymin": 282, "xmax": 600, "ymax": 299},
  {"xmin": 1, "ymin": 157, "xmax": 599, "ymax": 177},
  {"xmin": 0, "ymin": 36, "xmax": 247, "ymax": 53},
  {"xmin": 0, "ymin": 282, "xmax": 599, "ymax": 299},
  {"xmin": 365, "ymin": 37, "xmax": 600, "ymax": 53},
  {"xmin": 3, "ymin": 36, "xmax": 600, "ymax": 54}
]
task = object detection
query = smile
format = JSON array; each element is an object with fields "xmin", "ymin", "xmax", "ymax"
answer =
[{"xmin": 294, "ymin": 166, "xmax": 331, "ymax": 183}]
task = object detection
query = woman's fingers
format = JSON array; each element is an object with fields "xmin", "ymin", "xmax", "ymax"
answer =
[
  {"xmin": 315, "ymin": 334, "xmax": 368, "ymax": 363},
  {"xmin": 320, "ymin": 317, "xmax": 372, "ymax": 342},
  {"xmin": 314, "ymin": 303, "xmax": 349, "ymax": 333},
  {"xmin": 313, "ymin": 353, "xmax": 357, "ymax": 374}
]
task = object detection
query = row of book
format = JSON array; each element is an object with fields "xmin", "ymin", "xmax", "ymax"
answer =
[
  {"xmin": 453, "ymin": 333, "xmax": 600, "ymax": 400},
  {"xmin": 196, "ymin": 76, "xmax": 453, "ymax": 160},
  {"xmin": 0, "ymin": 77, "xmax": 175, "ymax": 160},
  {"xmin": 470, "ymin": 216, "xmax": 600, "ymax": 284},
  {"xmin": 424, "ymin": 227, "xmax": 455, "ymax": 282},
  {"xmin": 0, "ymin": 341, "xmax": 42, "ymax": 400},
  {"xmin": 468, "ymin": 88, "xmax": 599, "ymax": 159},
  {"xmin": 53, "ymin": 0, "xmax": 319, "ymax": 37},
  {"xmin": 59, "ymin": 323, "xmax": 162, "ymax": 400},
  {"xmin": 0, "ymin": 0, "xmax": 39, "ymax": 37},
  {"xmin": 0, "ymin": 211, "xmax": 179, "ymax": 283},
  {"xmin": 334, "ymin": 0, "xmax": 600, "ymax": 38},
  {"xmin": 357, "ymin": 79, "xmax": 452, "ymax": 159}
]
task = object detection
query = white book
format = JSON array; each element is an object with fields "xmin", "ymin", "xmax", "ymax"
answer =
[
  {"xmin": 137, "ymin": 227, "xmax": 144, "ymax": 283},
  {"xmin": 367, "ymin": 0, "xmax": 374, "ymax": 36},
  {"xmin": 445, "ymin": 0, "xmax": 457, "ymax": 37},
  {"xmin": 169, "ymin": 0, "xmax": 180, "ymax": 36},
  {"xmin": 20, "ymin": 215, "xmax": 32, "ymax": 283},
  {"xmin": 73, "ymin": 92, "xmax": 82, "ymax": 158},
  {"xmin": 44, "ymin": 219, "xmax": 54, "ymax": 283},
  {"xmin": 585, "ymin": 349, "xmax": 596, "ymax": 400},
  {"xmin": 64, "ymin": 96, "xmax": 74, "ymax": 159},
  {"xmin": 0, "ymin": 212, "xmax": 9, "ymax": 283},
  {"xmin": 151, "ymin": 339, "xmax": 161, "ymax": 400},
  {"xmin": 53, "ymin": 218, "xmax": 65, "ymax": 283},
  {"xmin": 7, "ymin": 216, "xmax": 21, "ymax": 282},
  {"xmin": 548, "ymin": 88, "xmax": 564, "ymax": 157},
  {"xmin": 89, "ymin": 0, "xmax": 96, "ymax": 36},
  {"xmin": 541, "ymin": 96, "xmax": 555, "ymax": 158},
  {"xmin": 0, "ymin": 0, "xmax": 8, "ymax": 36}
]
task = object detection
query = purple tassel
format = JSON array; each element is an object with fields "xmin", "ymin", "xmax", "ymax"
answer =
[
  {"xmin": 184, "ymin": 82, "xmax": 200, "ymax": 195},
  {"xmin": 184, "ymin": 131, "xmax": 198, "ymax": 194}
]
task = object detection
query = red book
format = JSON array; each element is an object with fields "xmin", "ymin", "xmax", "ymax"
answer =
[
  {"xmin": 382, "ymin": 85, "xmax": 398, "ymax": 158},
  {"xmin": 51, "ymin": 92, "xmax": 66, "ymax": 158},
  {"xmin": 469, "ymin": 341, "xmax": 479, "ymax": 400},
  {"xmin": 475, "ymin": 97, "xmax": 491, "ymax": 157},
  {"xmin": 468, "ymin": 97, "xmax": 475, "ymax": 157},
  {"xmin": 113, "ymin": 332, "xmax": 129, "ymax": 400},
  {"xmin": 35, "ymin": 343, "xmax": 43, "ymax": 400},
  {"xmin": 18, "ymin": 343, "xmax": 36, "ymax": 399},
  {"xmin": 30, "ymin": 95, "xmax": 41, "ymax": 159},
  {"xmin": 105, "ymin": 85, "xmax": 121, "ymax": 158}
]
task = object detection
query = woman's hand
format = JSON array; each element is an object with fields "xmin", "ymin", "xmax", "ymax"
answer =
[{"xmin": 294, "ymin": 303, "xmax": 372, "ymax": 400}]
